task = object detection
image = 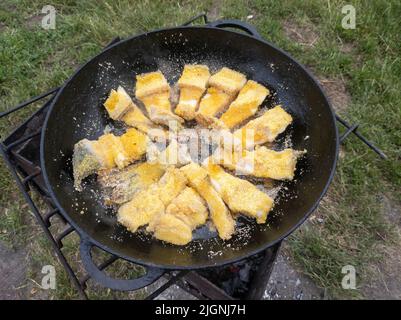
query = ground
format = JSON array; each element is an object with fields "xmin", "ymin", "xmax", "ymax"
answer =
[
  {"xmin": 0, "ymin": 0, "xmax": 400, "ymax": 299},
  {"xmin": 0, "ymin": 243, "xmax": 26, "ymax": 299}
]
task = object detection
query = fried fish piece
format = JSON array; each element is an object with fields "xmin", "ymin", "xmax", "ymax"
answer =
[
  {"xmin": 119, "ymin": 128, "xmax": 148, "ymax": 162},
  {"xmin": 175, "ymin": 65, "xmax": 210, "ymax": 120},
  {"xmin": 238, "ymin": 147, "xmax": 303, "ymax": 180},
  {"xmin": 196, "ymin": 67, "xmax": 246, "ymax": 127},
  {"xmin": 72, "ymin": 139, "xmax": 103, "ymax": 191},
  {"xmin": 135, "ymin": 71, "xmax": 184, "ymax": 129},
  {"xmin": 117, "ymin": 184, "xmax": 164, "ymax": 233},
  {"xmin": 98, "ymin": 133, "xmax": 130, "ymax": 169},
  {"xmin": 181, "ymin": 163, "xmax": 235, "ymax": 240},
  {"xmin": 214, "ymin": 146, "xmax": 304, "ymax": 181},
  {"xmin": 119, "ymin": 102, "xmax": 148, "ymax": 128},
  {"xmin": 147, "ymin": 213, "xmax": 193, "ymax": 245},
  {"xmin": 103, "ymin": 86, "xmax": 168, "ymax": 141},
  {"xmin": 135, "ymin": 71, "xmax": 170, "ymax": 98},
  {"xmin": 73, "ymin": 128, "xmax": 148, "ymax": 190},
  {"xmin": 146, "ymin": 186, "xmax": 208, "ymax": 246},
  {"xmin": 219, "ymin": 80, "xmax": 270, "ymax": 129},
  {"xmin": 140, "ymin": 91, "xmax": 171, "ymax": 113},
  {"xmin": 208, "ymin": 67, "xmax": 247, "ymax": 95},
  {"xmin": 177, "ymin": 64, "xmax": 211, "ymax": 90},
  {"xmin": 141, "ymin": 92, "xmax": 184, "ymax": 129},
  {"xmin": 156, "ymin": 166, "xmax": 188, "ymax": 206},
  {"xmin": 148, "ymin": 139, "xmax": 192, "ymax": 167},
  {"xmin": 203, "ymin": 161, "xmax": 273, "ymax": 223},
  {"xmin": 195, "ymin": 112, "xmax": 229, "ymax": 130},
  {"xmin": 175, "ymin": 87, "xmax": 204, "ymax": 120},
  {"xmin": 233, "ymin": 105, "xmax": 292, "ymax": 148},
  {"xmin": 117, "ymin": 167, "xmax": 187, "ymax": 232},
  {"xmin": 98, "ymin": 162, "xmax": 165, "ymax": 205},
  {"xmin": 121, "ymin": 103, "xmax": 168, "ymax": 141},
  {"xmin": 196, "ymin": 87, "xmax": 232, "ymax": 118},
  {"xmin": 165, "ymin": 187, "xmax": 208, "ymax": 229},
  {"xmin": 103, "ymin": 86, "xmax": 133, "ymax": 120}
]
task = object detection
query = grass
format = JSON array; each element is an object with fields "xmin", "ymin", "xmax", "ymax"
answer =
[{"xmin": 0, "ymin": 0, "xmax": 400, "ymax": 299}]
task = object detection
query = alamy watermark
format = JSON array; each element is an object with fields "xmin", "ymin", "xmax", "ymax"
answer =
[
  {"xmin": 341, "ymin": 265, "xmax": 356, "ymax": 289},
  {"xmin": 341, "ymin": 5, "xmax": 356, "ymax": 29},
  {"xmin": 146, "ymin": 125, "xmax": 256, "ymax": 175},
  {"xmin": 41, "ymin": 5, "xmax": 56, "ymax": 30},
  {"xmin": 41, "ymin": 265, "xmax": 56, "ymax": 289}
]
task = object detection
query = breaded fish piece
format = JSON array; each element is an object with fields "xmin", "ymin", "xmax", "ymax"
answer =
[
  {"xmin": 219, "ymin": 80, "xmax": 270, "ymax": 129},
  {"xmin": 135, "ymin": 71, "xmax": 184, "ymax": 129},
  {"xmin": 215, "ymin": 146, "xmax": 304, "ymax": 181},
  {"xmin": 146, "ymin": 186, "xmax": 207, "ymax": 246},
  {"xmin": 117, "ymin": 167, "xmax": 187, "ymax": 232},
  {"xmin": 72, "ymin": 139, "xmax": 103, "ymax": 191},
  {"xmin": 121, "ymin": 103, "xmax": 168, "ymax": 141},
  {"xmin": 197, "ymin": 87, "xmax": 232, "ymax": 118},
  {"xmin": 86, "ymin": 136, "xmax": 114, "ymax": 169},
  {"xmin": 98, "ymin": 133, "xmax": 130, "ymax": 169},
  {"xmin": 177, "ymin": 65, "xmax": 210, "ymax": 90},
  {"xmin": 119, "ymin": 128, "xmax": 148, "ymax": 163},
  {"xmin": 145, "ymin": 186, "xmax": 208, "ymax": 245},
  {"xmin": 208, "ymin": 67, "xmax": 247, "ymax": 95},
  {"xmin": 203, "ymin": 162, "xmax": 274, "ymax": 223},
  {"xmin": 147, "ymin": 213, "xmax": 193, "ymax": 246},
  {"xmin": 166, "ymin": 187, "xmax": 208, "ymax": 229},
  {"xmin": 195, "ymin": 67, "xmax": 246, "ymax": 128},
  {"xmin": 239, "ymin": 147, "xmax": 302, "ymax": 180},
  {"xmin": 103, "ymin": 86, "xmax": 168, "ymax": 141},
  {"xmin": 103, "ymin": 86, "xmax": 133, "ymax": 120},
  {"xmin": 72, "ymin": 128, "xmax": 148, "ymax": 190},
  {"xmin": 148, "ymin": 139, "xmax": 192, "ymax": 168},
  {"xmin": 195, "ymin": 112, "xmax": 229, "ymax": 130},
  {"xmin": 140, "ymin": 91, "xmax": 171, "ymax": 113},
  {"xmin": 98, "ymin": 162, "xmax": 165, "ymax": 205},
  {"xmin": 120, "ymin": 102, "xmax": 149, "ymax": 129},
  {"xmin": 181, "ymin": 163, "xmax": 235, "ymax": 240},
  {"xmin": 154, "ymin": 166, "xmax": 188, "ymax": 206},
  {"xmin": 175, "ymin": 65, "xmax": 211, "ymax": 120},
  {"xmin": 175, "ymin": 87, "xmax": 204, "ymax": 120},
  {"xmin": 233, "ymin": 105, "xmax": 292, "ymax": 148},
  {"xmin": 141, "ymin": 92, "xmax": 184, "ymax": 128},
  {"xmin": 135, "ymin": 71, "xmax": 170, "ymax": 98},
  {"xmin": 117, "ymin": 184, "xmax": 165, "ymax": 233}
]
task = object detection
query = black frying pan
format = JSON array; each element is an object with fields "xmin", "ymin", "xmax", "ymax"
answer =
[{"xmin": 41, "ymin": 19, "xmax": 338, "ymax": 290}]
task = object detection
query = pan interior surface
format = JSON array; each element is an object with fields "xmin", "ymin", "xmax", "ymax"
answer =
[{"xmin": 42, "ymin": 27, "xmax": 337, "ymax": 269}]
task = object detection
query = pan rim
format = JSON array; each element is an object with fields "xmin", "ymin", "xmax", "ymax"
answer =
[{"xmin": 40, "ymin": 25, "xmax": 339, "ymax": 270}]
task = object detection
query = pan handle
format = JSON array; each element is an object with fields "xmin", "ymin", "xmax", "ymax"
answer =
[
  {"xmin": 79, "ymin": 238, "xmax": 165, "ymax": 291},
  {"xmin": 208, "ymin": 19, "xmax": 262, "ymax": 39}
]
